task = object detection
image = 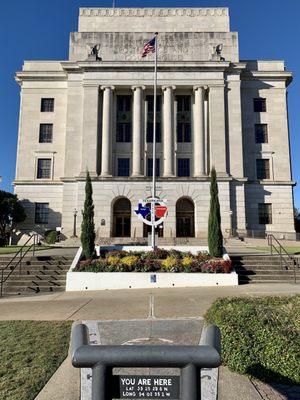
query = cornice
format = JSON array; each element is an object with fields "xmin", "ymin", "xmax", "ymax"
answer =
[
  {"xmin": 79, "ymin": 7, "xmax": 229, "ymax": 17},
  {"xmin": 15, "ymin": 71, "xmax": 67, "ymax": 84},
  {"xmin": 241, "ymin": 70, "xmax": 293, "ymax": 86},
  {"xmin": 246, "ymin": 180, "xmax": 296, "ymax": 186},
  {"xmin": 62, "ymin": 60, "xmax": 231, "ymax": 73},
  {"xmin": 14, "ymin": 180, "xmax": 63, "ymax": 186}
]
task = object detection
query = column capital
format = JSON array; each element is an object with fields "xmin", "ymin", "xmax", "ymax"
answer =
[
  {"xmin": 193, "ymin": 85, "xmax": 208, "ymax": 92},
  {"xmin": 100, "ymin": 85, "xmax": 115, "ymax": 91},
  {"xmin": 162, "ymin": 85, "xmax": 176, "ymax": 91},
  {"xmin": 131, "ymin": 85, "xmax": 146, "ymax": 91}
]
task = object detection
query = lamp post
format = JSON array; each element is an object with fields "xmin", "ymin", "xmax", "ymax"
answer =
[
  {"xmin": 229, "ymin": 210, "xmax": 233, "ymax": 237},
  {"xmin": 72, "ymin": 209, "xmax": 78, "ymax": 237}
]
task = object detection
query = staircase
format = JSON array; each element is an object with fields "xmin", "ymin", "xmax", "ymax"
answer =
[
  {"xmin": 0, "ymin": 255, "xmax": 73, "ymax": 295},
  {"xmin": 231, "ymin": 255, "xmax": 300, "ymax": 284}
]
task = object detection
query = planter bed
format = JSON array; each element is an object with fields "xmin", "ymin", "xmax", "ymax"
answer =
[
  {"xmin": 66, "ymin": 270, "xmax": 238, "ymax": 291},
  {"xmin": 66, "ymin": 247, "xmax": 238, "ymax": 291}
]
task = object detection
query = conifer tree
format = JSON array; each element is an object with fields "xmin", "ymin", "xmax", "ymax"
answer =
[
  {"xmin": 208, "ymin": 167, "xmax": 223, "ymax": 257},
  {"xmin": 81, "ymin": 171, "xmax": 96, "ymax": 259}
]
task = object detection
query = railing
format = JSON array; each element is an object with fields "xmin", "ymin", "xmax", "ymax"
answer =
[
  {"xmin": 267, "ymin": 234, "xmax": 299, "ymax": 283},
  {"xmin": 72, "ymin": 323, "xmax": 221, "ymax": 400},
  {"xmin": 0, "ymin": 233, "xmax": 39, "ymax": 297}
]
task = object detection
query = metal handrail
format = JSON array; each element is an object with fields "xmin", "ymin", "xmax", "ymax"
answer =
[
  {"xmin": 267, "ymin": 234, "xmax": 299, "ymax": 283},
  {"xmin": 0, "ymin": 233, "xmax": 39, "ymax": 297}
]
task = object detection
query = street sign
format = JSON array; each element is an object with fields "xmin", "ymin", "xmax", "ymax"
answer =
[{"xmin": 134, "ymin": 197, "xmax": 168, "ymax": 227}]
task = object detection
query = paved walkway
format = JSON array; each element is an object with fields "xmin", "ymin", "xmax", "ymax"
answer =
[{"xmin": 1, "ymin": 284, "xmax": 298, "ymax": 400}]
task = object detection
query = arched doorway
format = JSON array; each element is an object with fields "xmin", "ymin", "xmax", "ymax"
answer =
[
  {"xmin": 176, "ymin": 198, "xmax": 195, "ymax": 237},
  {"xmin": 113, "ymin": 198, "xmax": 131, "ymax": 237}
]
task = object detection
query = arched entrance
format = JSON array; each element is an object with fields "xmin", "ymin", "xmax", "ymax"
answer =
[
  {"xmin": 176, "ymin": 198, "xmax": 195, "ymax": 237},
  {"xmin": 113, "ymin": 198, "xmax": 131, "ymax": 237}
]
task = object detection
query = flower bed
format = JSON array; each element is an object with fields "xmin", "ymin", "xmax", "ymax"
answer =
[{"xmin": 75, "ymin": 249, "xmax": 232, "ymax": 274}]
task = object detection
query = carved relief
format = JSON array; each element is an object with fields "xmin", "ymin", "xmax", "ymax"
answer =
[{"xmin": 79, "ymin": 8, "xmax": 229, "ymax": 18}]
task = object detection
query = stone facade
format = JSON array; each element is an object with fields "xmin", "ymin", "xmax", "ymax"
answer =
[{"xmin": 14, "ymin": 7, "xmax": 296, "ymax": 242}]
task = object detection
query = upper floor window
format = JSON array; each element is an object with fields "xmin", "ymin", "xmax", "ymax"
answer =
[
  {"xmin": 37, "ymin": 158, "xmax": 52, "ymax": 179},
  {"xmin": 253, "ymin": 98, "xmax": 266, "ymax": 112},
  {"xmin": 117, "ymin": 158, "xmax": 130, "ymax": 177},
  {"xmin": 177, "ymin": 95, "xmax": 191, "ymax": 142},
  {"xmin": 255, "ymin": 124, "xmax": 268, "ymax": 143},
  {"xmin": 256, "ymin": 159, "xmax": 270, "ymax": 180},
  {"xmin": 35, "ymin": 203, "xmax": 49, "ymax": 224},
  {"xmin": 258, "ymin": 203, "xmax": 272, "ymax": 225},
  {"xmin": 116, "ymin": 95, "xmax": 132, "ymax": 142},
  {"xmin": 147, "ymin": 158, "xmax": 160, "ymax": 177},
  {"xmin": 178, "ymin": 158, "xmax": 190, "ymax": 177},
  {"xmin": 146, "ymin": 95, "xmax": 162, "ymax": 143},
  {"xmin": 39, "ymin": 123, "xmax": 53, "ymax": 143},
  {"xmin": 41, "ymin": 98, "xmax": 54, "ymax": 112}
]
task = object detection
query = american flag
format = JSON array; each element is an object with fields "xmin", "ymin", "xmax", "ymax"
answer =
[{"xmin": 142, "ymin": 36, "xmax": 156, "ymax": 58}]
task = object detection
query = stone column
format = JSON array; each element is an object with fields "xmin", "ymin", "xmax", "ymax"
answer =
[
  {"xmin": 193, "ymin": 86, "xmax": 206, "ymax": 176},
  {"xmin": 80, "ymin": 84, "xmax": 99, "ymax": 177},
  {"xmin": 131, "ymin": 86, "xmax": 145, "ymax": 176},
  {"xmin": 100, "ymin": 86, "xmax": 114, "ymax": 177},
  {"xmin": 163, "ymin": 86, "xmax": 175, "ymax": 177},
  {"xmin": 208, "ymin": 85, "xmax": 228, "ymax": 176}
]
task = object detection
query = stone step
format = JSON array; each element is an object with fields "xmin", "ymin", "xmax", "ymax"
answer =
[
  {"xmin": 4, "ymin": 286, "xmax": 65, "ymax": 294},
  {"xmin": 239, "ymin": 279, "xmax": 297, "ymax": 284},
  {"xmin": 9, "ymin": 275, "xmax": 66, "ymax": 285},
  {"xmin": 236, "ymin": 270, "xmax": 298, "ymax": 276},
  {"xmin": 234, "ymin": 265, "xmax": 297, "ymax": 271}
]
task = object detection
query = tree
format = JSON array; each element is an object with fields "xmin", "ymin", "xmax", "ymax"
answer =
[
  {"xmin": 208, "ymin": 167, "xmax": 223, "ymax": 257},
  {"xmin": 294, "ymin": 208, "xmax": 300, "ymax": 233},
  {"xmin": 81, "ymin": 171, "xmax": 96, "ymax": 259},
  {"xmin": 0, "ymin": 190, "xmax": 26, "ymax": 246}
]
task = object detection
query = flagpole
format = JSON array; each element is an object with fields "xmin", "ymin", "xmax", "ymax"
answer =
[{"xmin": 151, "ymin": 32, "xmax": 158, "ymax": 250}]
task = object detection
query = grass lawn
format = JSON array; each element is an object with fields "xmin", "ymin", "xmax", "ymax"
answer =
[
  {"xmin": 251, "ymin": 246, "xmax": 300, "ymax": 254},
  {"xmin": 205, "ymin": 295, "xmax": 300, "ymax": 385},
  {"xmin": 0, "ymin": 245, "xmax": 51, "ymax": 255},
  {"xmin": 0, "ymin": 321, "xmax": 72, "ymax": 400}
]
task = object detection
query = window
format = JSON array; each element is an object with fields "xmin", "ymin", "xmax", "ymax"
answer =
[
  {"xmin": 35, "ymin": 203, "xmax": 49, "ymax": 224},
  {"xmin": 146, "ymin": 95, "xmax": 161, "ymax": 142},
  {"xmin": 177, "ymin": 95, "xmax": 191, "ymax": 142},
  {"xmin": 178, "ymin": 158, "xmax": 190, "ymax": 177},
  {"xmin": 41, "ymin": 98, "xmax": 54, "ymax": 112},
  {"xmin": 116, "ymin": 95, "xmax": 132, "ymax": 142},
  {"xmin": 256, "ymin": 159, "xmax": 270, "ymax": 180},
  {"xmin": 37, "ymin": 158, "xmax": 52, "ymax": 179},
  {"xmin": 255, "ymin": 124, "xmax": 268, "ymax": 143},
  {"xmin": 253, "ymin": 98, "xmax": 266, "ymax": 112},
  {"xmin": 258, "ymin": 203, "xmax": 272, "ymax": 224},
  {"xmin": 39, "ymin": 123, "xmax": 53, "ymax": 143},
  {"xmin": 147, "ymin": 158, "xmax": 160, "ymax": 177},
  {"xmin": 117, "ymin": 158, "xmax": 130, "ymax": 177}
]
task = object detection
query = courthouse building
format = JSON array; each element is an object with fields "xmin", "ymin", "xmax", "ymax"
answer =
[{"xmin": 14, "ymin": 7, "xmax": 296, "ymax": 241}]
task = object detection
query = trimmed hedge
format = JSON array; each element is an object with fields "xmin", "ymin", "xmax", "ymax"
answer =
[
  {"xmin": 205, "ymin": 295, "xmax": 300, "ymax": 385},
  {"xmin": 43, "ymin": 230, "xmax": 57, "ymax": 245}
]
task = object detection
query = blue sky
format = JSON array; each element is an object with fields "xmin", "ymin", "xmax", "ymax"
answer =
[{"xmin": 0, "ymin": 0, "xmax": 299, "ymax": 208}]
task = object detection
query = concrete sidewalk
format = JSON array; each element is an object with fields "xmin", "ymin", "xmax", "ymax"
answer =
[{"xmin": 1, "ymin": 283, "xmax": 299, "ymax": 321}]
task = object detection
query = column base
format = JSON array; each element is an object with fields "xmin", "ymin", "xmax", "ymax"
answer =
[
  {"xmin": 100, "ymin": 174, "xmax": 113, "ymax": 178},
  {"xmin": 131, "ymin": 173, "xmax": 145, "ymax": 178},
  {"xmin": 163, "ymin": 174, "xmax": 175, "ymax": 178}
]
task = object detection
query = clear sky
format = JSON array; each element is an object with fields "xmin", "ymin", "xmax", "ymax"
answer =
[{"xmin": 0, "ymin": 0, "xmax": 299, "ymax": 208}]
